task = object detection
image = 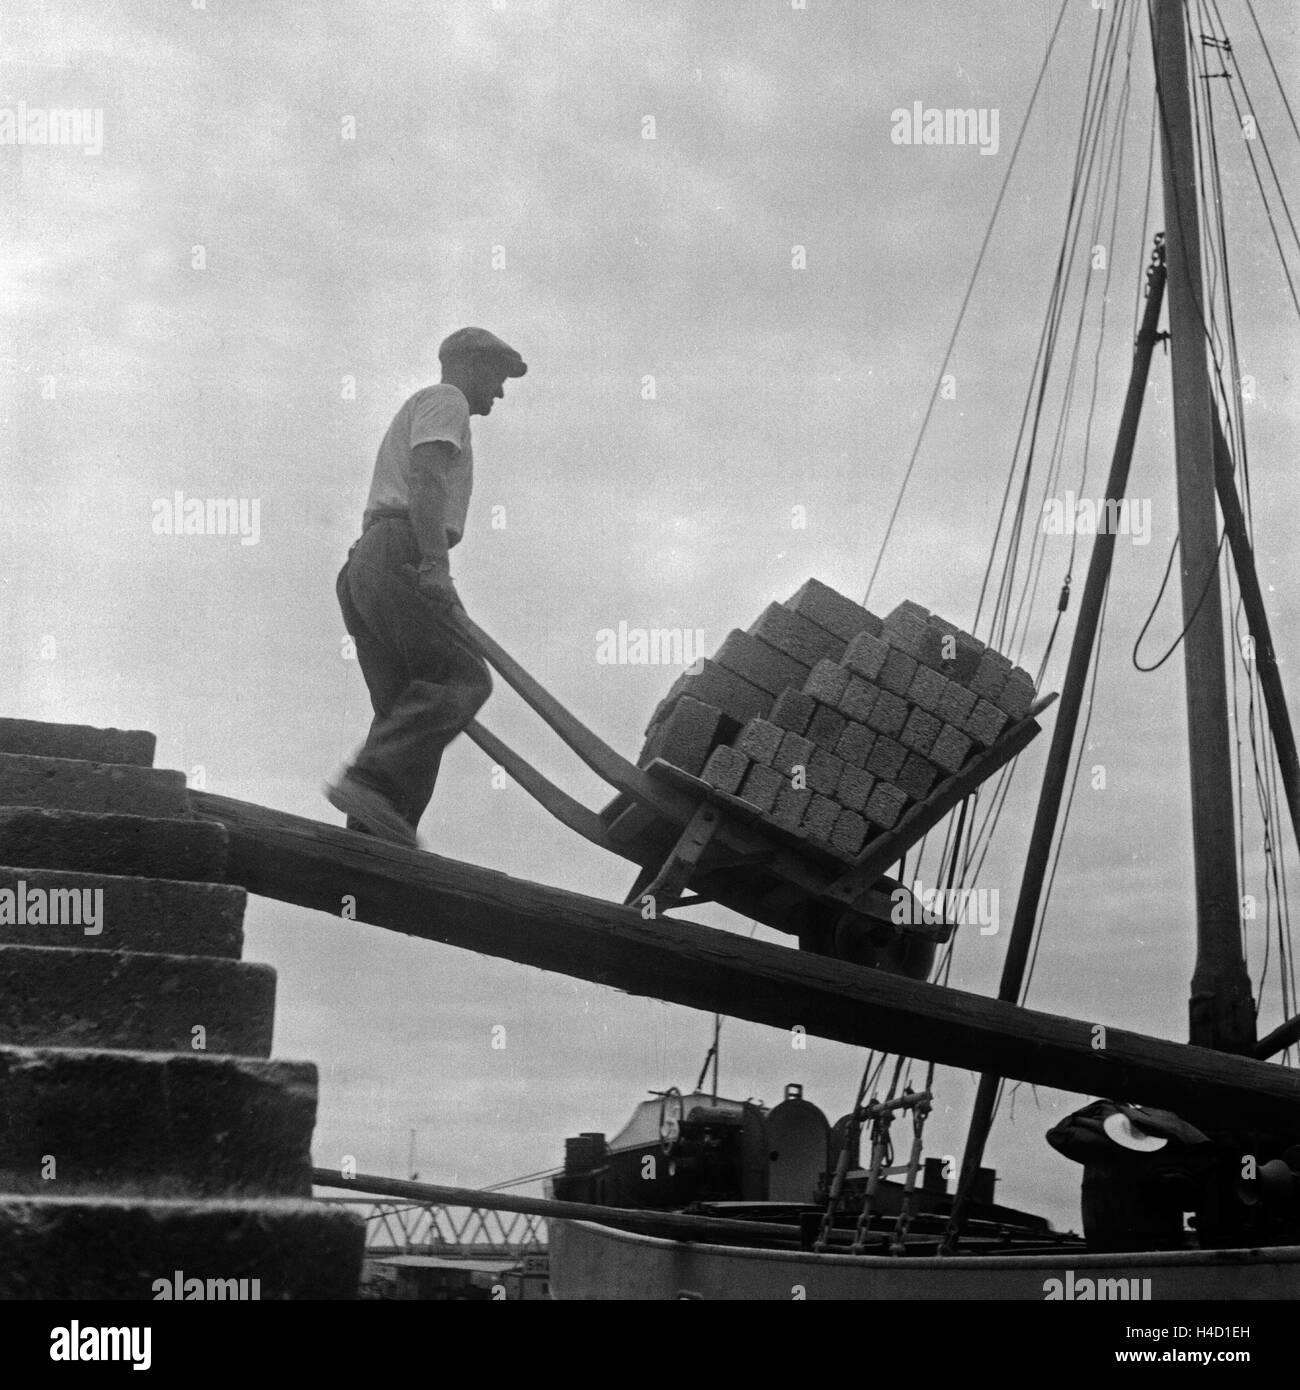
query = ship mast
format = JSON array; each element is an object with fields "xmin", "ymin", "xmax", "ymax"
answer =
[{"xmin": 1152, "ymin": 0, "xmax": 1255, "ymax": 1053}]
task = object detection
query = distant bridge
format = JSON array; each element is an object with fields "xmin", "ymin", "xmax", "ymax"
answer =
[{"xmin": 321, "ymin": 1196, "xmax": 546, "ymax": 1258}]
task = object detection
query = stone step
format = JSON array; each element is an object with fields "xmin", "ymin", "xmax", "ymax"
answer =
[
  {"xmin": 0, "ymin": 1046, "xmax": 316, "ymax": 1198},
  {"xmin": 0, "ymin": 718, "xmax": 155, "ymax": 768},
  {"xmin": 0, "ymin": 751, "xmax": 190, "ymax": 818},
  {"xmin": 0, "ymin": 866, "xmax": 244, "ymax": 957},
  {"xmin": 0, "ymin": 1196, "xmax": 364, "ymax": 1299},
  {"xmin": 0, "ymin": 807, "xmax": 227, "ymax": 881},
  {"xmin": 0, "ymin": 945, "xmax": 275, "ymax": 1056}
]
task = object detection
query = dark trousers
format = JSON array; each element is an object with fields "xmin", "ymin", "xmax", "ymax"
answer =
[{"xmin": 336, "ymin": 518, "xmax": 492, "ymax": 830}]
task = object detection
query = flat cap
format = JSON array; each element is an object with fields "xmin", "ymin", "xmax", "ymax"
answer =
[{"xmin": 438, "ymin": 327, "xmax": 527, "ymax": 377}]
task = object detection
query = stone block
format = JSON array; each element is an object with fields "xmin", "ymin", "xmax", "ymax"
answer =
[
  {"xmin": 712, "ymin": 629, "xmax": 810, "ymax": 698},
  {"xmin": 807, "ymin": 703, "xmax": 847, "ymax": 751},
  {"xmin": 0, "ymin": 719, "xmax": 155, "ymax": 768},
  {"xmin": 748, "ymin": 604, "xmax": 846, "ymax": 669},
  {"xmin": 638, "ymin": 696, "xmax": 724, "ymax": 776},
  {"xmin": 843, "ymin": 632, "xmax": 889, "ymax": 682},
  {"xmin": 865, "ymin": 690, "xmax": 908, "ymax": 738},
  {"xmin": 0, "ymin": 1196, "xmax": 364, "ymax": 1299},
  {"xmin": 0, "ymin": 1046, "xmax": 317, "ymax": 1197},
  {"xmin": 0, "ymin": 753, "xmax": 190, "ymax": 819},
  {"xmin": 801, "ymin": 794, "xmax": 840, "ymax": 842},
  {"xmin": 865, "ymin": 781, "xmax": 909, "ymax": 831},
  {"xmin": 878, "ymin": 648, "xmax": 918, "ymax": 697},
  {"xmin": 906, "ymin": 666, "xmax": 947, "ymax": 717},
  {"xmin": 865, "ymin": 735, "xmax": 906, "ymax": 783},
  {"xmin": 996, "ymin": 668, "xmax": 1036, "ymax": 721},
  {"xmin": 806, "ymin": 748, "xmax": 844, "ymax": 797},
  {"xmin": 882, "ymin": 604, "xmax": 929, "ymax": 658},
  {"xmin": 896, "ymin": 752, "xmax": 938, "ymax": 801},
  {"xmin": 0, "ymin": 809, "xmax": 228, "ymax": 882},
  {"xmin": 838, "ymin": 676, "xmax": 878, "ymax": 724},
  {"xmin": 831, "ymin": 809, "xmax": 869, "ymax": 857},
  {"xmin": 836, "ymin": 765, "xmax": 875, "ymax": 814},
  {"xmin": 834, "ymin": 721, "xmax": 875, "ymax": 769},
  {"xmin": 769, "ymin": 688, "xmax": 816, "ymax": 735},
  {"xmin": 930, "ymin": 723, "xmax": 973, "ymax": 775},
  {"xmin": 784, "ymin": 579, "xmax": 883, "ymax": 643},
  {"xmin": 771, "ymin": 785, "xmax": 812, "ymax": 833},
  {"xmin": 936, "ymin": 679, "xmax": 978, "ymax": 728},
  {"xmin": 773, "ymin": 731, "xmax": 815, "ymax": 779},
  {"xmin": 900, "ymin": 707, "xmax": 941, "ymax": 757},
  {"xmin": 702, "ymin": 745, "xmax": 749, "ymax": 796},
  {"xmin": 0, "ymin": 867, "xmax": 245, "ymax": 958},
  {"xmin": 739, "ymin": 763, "xmax": 783, "ymax": 814},
  {"xmin": 970, "ymin": 652, "xmax": 1008, "ymax": 702},
  {"xmin": 734, "ymin": 718, "xmax": 783, "ymax": 767},
  {"xmin": 966, "ymin": 698, "xmax": 1011, "ymax": 748},
  {"xmin": 650, "ymin": 661, "xmax": 771, "ymax": 733},
  {"xmin": 803, "ymin": 659, "xmax": 849, "ymax": 707},
  {"xmin": 0, "ymin": 945, "xmax": 276, "ymax": 1056}
]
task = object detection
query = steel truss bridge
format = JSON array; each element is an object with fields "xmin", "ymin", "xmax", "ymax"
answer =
[{"xmin": 322, "ymin": 1196, "xmax": 547, "ymax": 1257}]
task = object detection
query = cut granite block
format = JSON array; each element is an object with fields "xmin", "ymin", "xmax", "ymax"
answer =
[
  {"xmin": 928, "ymin": 614, "xmax": 959, "ymax": 638},
  {"xmin": 915, "ymin": 625, "xmax": 950, "ymax": 673},
  {"xmin": 936, "ymin": 679, "xmax": 978, "ymax": 728},
  {"xmin": 944, "ymin": 631, "xmax": 985, "ymax": 684},
  {"xmin": 749, "ymin": 603, "xmax": 846, "ymax": 669},
  {"xmin": 801, "ymin": 793, "xmax": 840, "ymax": 842},
  {"xmin": 785, "ymin": 579, "xmax": 883, "ymax": 643},
  {"xmin": 804, "ymin": 659, "xmax": 850, "ymax": 707},
  {"xmin": 970, "ymin": 653, "xmax": 1008, "ymax": 702},
  {"xmin": 996, "ymin": 668, "xmax": 1036, "ymax": 721},
  {"xmin": 879, "ymin": 648, "xmax": 918, "ymax": 697},
  {"xmin": 650, "ymin": 660, "xmax": 769, "ymax": 733},
  {"xmin": 739, "ymin": 762, "xmax": 784, "ymax": 813},
  {"xmin": 865, "ymin": 690, "xmax": 908, "ymax": 738},
  {"xmin": 712, "ymin": 629, "xmax": 811, "ymax": 698},
  {"xmin": 983, "ymin": 648, "xmax": 1013, "ymax": 674},
  {"xmin": 836, "ymin": 764, "xmax": 874, "ymax": 814},
  {"xmin": 866, "ymin": 735, "xmax": 906, "ymax": 783},
  {"xmin": 835, "ymin": 721, "xmax": 875, "ymax": 769},
  {"xmin": 638, "ymin": 696, "xmax": 724, "ymax": 776},
  {"xmin": 807, "ymin": 704, "xmax": 847, "ymax": 751},
  {"xmin": 770, "ymin": 688, "xmax": 816, "ymax": 735},
  {"xmin": 807, "ymin": 747, "xmax": 845, "ymax": 797},
  {"xmin": 865, "ymin": 781, "xmax": 909, "ymax": 831},
  {"xmin": 931, "ymin": 723, "xmax": 973, "ymax": 775},
  {"xmin": 772, "ymin": 784, "xmax": 812, "ymax": 832},
  {"xmin": 907, "ymin": 664, "xmax": 947, "ymax": 715},
  {"xmin": 838, "ymin": 676, "xmax": 878, "ymax": 724},
  {"xmin": 735, "ymin": 718, "xmax": 783, "ymax": 766},
  {"xmin": 843, "ymin": 632, "xmax": 889, "ymax": 682},
  {"xmin": 966, "ymin": 698, "xmax": 1010, "ymax": 748},
  {"xmin": 900, "ymin": 706, "xmax": 941, "ymax": 757},
  {"xmin": 883, "ymin": 605, "xmax": 929, "ymax": 658},
  {"xmin": 774, "ymin": 731, "xmax": 815, "ymax": 778},
  {"xmin": 897, "ymin": 752, "xmax": 938, "ymax": 801},
  {"xmin": 702, "ymin": 745, "xmax": 749, "ymax": 795},
  {"xmin": 831, "ymin": 809, "xmax": 869, "ymax": 856}
]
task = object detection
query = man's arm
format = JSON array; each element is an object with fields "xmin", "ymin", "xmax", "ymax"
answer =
[{"xmin": 409, "ymin": 441, "xmax": 458, "ymax": 602}]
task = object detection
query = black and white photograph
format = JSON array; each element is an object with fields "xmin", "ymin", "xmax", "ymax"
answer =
[{"xmin": 2, "ymin": 0, "xmax": 1298, "ymax": 1355}]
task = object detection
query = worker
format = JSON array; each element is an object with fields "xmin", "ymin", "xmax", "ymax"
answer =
[{"xmin": 326, "ymin": 327, "xmax": 527, "ymax": 846}]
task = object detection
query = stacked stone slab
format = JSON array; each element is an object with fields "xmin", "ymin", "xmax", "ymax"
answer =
[
  {"xmin": 0, "ymin": 717, "xmax": 363, "ymax": 1298},
  {"xmin": 637, "ymin": 580, "xmax": 1036, "ymax": 860}
]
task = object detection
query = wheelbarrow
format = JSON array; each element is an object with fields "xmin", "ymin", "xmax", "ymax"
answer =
[{"xmin": 452, "ymin": 611, "xmax": 1056, "ymax": 981}]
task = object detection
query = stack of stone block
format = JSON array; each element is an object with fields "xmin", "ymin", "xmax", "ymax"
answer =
[
  {"xmin": 0, "ymin": 717, "xmax": 362, "ymax": 1298},
  {"xmin": 639, "ymin": 580, "xmax": 1036, "ymax": 860}
]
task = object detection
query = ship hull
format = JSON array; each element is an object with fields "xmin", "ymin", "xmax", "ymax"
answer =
[{"xmin": 548, "ymin": 1219, "xmax": 1300, "ymax": 1300}]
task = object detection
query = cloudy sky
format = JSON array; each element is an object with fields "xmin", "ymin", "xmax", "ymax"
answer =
[{"xmin": 5, "ymin": 0, "xmax": 1299, "ymax": 1236}]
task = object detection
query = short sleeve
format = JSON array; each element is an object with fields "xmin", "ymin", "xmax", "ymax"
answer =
[{"xmin": 409, "ymin": 388, "xmax": 468, "ymax": 454}]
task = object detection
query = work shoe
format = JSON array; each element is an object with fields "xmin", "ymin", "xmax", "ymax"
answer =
[{"xmin": 325, "ymin": 774, "xmax": 419, "ymax": 848}]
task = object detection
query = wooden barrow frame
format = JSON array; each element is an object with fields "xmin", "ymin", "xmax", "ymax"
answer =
[{"xmin": 453, "ymin": 611, "xmax": 1056, "ymax": 978}]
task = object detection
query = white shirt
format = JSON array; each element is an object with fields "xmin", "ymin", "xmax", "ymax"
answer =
[{"xmin": 363, "ymin": 385, "xmax": 473, "ymax": 547}]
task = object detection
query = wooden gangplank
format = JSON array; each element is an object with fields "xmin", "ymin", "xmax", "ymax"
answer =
[{"xmin": 189, "ymin": 791, "xmax": 1300, "ymax": 1130}]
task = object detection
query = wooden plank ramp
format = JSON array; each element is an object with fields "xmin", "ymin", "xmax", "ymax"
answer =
[{"xmin": 190, "ymin": 790, "xmax": 1300, "ymax": 1130}]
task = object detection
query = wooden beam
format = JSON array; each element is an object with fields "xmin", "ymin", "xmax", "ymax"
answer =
[{"xmin": 192, "ymin": 789, "xmax": 1300, "ymax": 1130}]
